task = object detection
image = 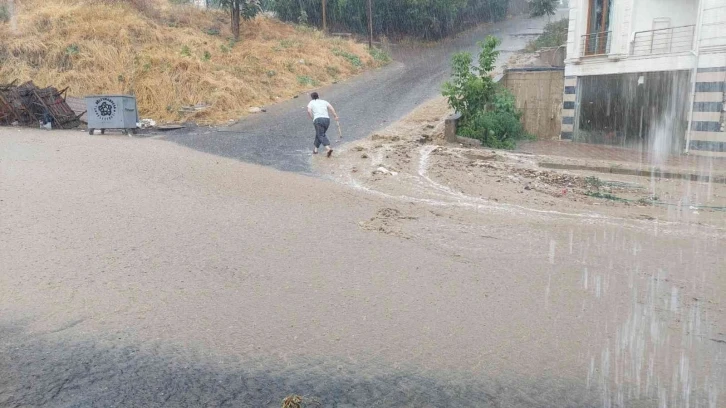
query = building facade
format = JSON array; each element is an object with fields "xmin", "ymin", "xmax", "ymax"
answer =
[{"xmin": 562, "ymin": 0, "xmax": 726, "ymax": 158}]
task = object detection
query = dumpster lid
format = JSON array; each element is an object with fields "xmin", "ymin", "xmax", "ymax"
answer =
[{"xmin": 85, "ymin": 95, "xmax": 136, "ymax": 98}]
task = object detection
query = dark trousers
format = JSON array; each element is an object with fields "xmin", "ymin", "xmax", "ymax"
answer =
[{"xmin": 313, "ymin": 117, "xmax": 331, "ymax": 148}]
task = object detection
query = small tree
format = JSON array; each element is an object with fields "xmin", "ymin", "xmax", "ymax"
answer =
[
  {"xmin": 213, "ymin": 0, "xmax": 261, "ymax": 39},
  {"xmin": 442, "ymin": 36, "xmax": 500, "ymax": 125},
  {"xmin": 528, "ymin": 0, "xmax": 557, "ymax": 18}
]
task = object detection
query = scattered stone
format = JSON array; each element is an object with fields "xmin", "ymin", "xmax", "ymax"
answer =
[
  {"xmin": 179, "ymin": 103, "xmax": 211, "ymax": 113},
  {"xmin": 361, "ymin": 153, "xmax": 369, "ymax": 159},
  {"xmin": 425, "ymin": 124, "xmax": 435, "ymax": 129},
  {"xmin": 373, "ymin": 166, "xmax": 397, "ymax": 176},
  {"xmin": 248, "ymin": 107, "xmax": 263, "ymax": 114},
  {"xmin": 371, "ymin": 133, "xmax": 400, "ymax": 142}
]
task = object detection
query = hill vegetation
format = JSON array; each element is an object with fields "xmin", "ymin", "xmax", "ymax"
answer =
[
  {"xmin": 273, "ymin": 0, "xmax": 511, "ymax": 40},
  {"xmin": 525, "ymin": 18, "xmax": 568, "ymax": 51},
  {"xmin": 0, "ymin": 0, "xmax": 385, "ymax": 123}
]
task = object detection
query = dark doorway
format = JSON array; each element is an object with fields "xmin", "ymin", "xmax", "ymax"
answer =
[{"xmin": 575, "ymin": 70, "xmax": 691, "ymax": 155}]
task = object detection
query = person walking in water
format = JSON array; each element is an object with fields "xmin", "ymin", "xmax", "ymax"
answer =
[{"xmin": 307, "ymin": 92, "xmax": 339, "ymax": 157}]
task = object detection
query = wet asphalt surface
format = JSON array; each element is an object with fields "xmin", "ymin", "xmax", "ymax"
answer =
[
  {"xmin": 1, "ymin": 323, "xmax": 600, "ymax": 408},
  {"xmin": 163, "ymin": 14, "xmax": 555, "ymax": 174}
]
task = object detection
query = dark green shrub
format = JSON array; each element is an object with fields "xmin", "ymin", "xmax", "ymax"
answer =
[
  {"xmin": 442, "ymin": 36, "xmax": 530, "ymax": 149},
  {"xmin": 459, "ymin": 91, "xmax": 531, "ymax": 149}
]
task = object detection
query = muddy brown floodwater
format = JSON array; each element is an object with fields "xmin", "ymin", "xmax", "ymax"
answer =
[{"xmin": 1, "ymin": 127, "xmax": 725, "ymax": 407}]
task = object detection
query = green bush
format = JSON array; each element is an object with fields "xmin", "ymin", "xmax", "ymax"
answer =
[
  {"xmin": 459, "ymin": 91, "xmax": 531, "ymax": 149},
  {"xmin": 442, "ymin": 36, "xmax": 530, "ymax": 149},
  {"xmin": 297, "ymin": 75, "xmax": 319, "ymax": 86},
  {"xmin": 332, "ymin": 48, "xmax": 363, "ymax": 68},
  {"xmin": 369, "ymin": 47, "xmax": 391, "ymax": 64}
]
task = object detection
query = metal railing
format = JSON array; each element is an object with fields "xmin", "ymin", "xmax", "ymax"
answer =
[
  {"xmin": 581, "ymin": 31, "xmax": 611, "ymax": 56},
  {"xmin": 631, "ymin": 25, "xmax": 695, "ymax": 56}
]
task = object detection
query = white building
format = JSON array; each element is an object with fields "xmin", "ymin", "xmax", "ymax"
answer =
[{"xmin": 562, "ymin": 0, "xmax": 726, "ymax": 158}]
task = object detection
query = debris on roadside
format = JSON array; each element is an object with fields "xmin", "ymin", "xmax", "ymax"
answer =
[
  {"xmin": 156, "ymin": 124, "xmax": 186, "ymax": 131},
  {"xmin": 138, "ymin": 118, "xmax": 157, "ymax": 129},
  {"xmin": 373, "ymin": 166, "xmax": 397, "ymax": 176},
  {"xmin": 179, "ymin": 103, "xmax": 211, "ymax": 114},
  {"xmin": 0, "ymin": 80, "xmax": 83, "ymax": 129}
]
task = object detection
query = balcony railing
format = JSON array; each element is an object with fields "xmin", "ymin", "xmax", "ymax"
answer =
[
  {"xmin": 581, "ymin": 31, "xmax": 611, "ymax": 57},
  {"xmin": 631, "ymin": 25, "xmax": 695, "ymax": 56}
]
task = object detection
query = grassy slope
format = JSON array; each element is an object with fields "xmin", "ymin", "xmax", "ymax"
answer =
[{"xmin": 0, "ymin": 0, "xmax": 383, "ymax": 123}]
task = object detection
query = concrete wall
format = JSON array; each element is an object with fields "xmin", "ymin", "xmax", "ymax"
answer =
[
  {"xmin": 632, "ymin": 0, "xmax": 699, "ymax": 33},
  {"xmin": 564, "ymin": 0, "xmax": 726, "ymax": 75},
  {"xmin": 700, "ymin": 0, "xmax": 726, "ymax": 50},
  {"xmin": 501, "ymin": 69, "xmax": 565, "ymax": 140}
]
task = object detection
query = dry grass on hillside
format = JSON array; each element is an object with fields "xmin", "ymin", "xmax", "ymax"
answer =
[{"xmin": 0, "ymin": 0, "xmax": 383, "ymax": 123}]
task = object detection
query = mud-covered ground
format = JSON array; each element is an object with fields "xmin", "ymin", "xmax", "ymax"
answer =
[
  {"xmin": 315, "ymin": 97, "xmax": 726, "ymax": 228},
  {"xmin": 2, "ymin": 127, "xmax": 725, "ymax": 407}
]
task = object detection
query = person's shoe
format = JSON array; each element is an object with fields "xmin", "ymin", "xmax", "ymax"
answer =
[{"xmin": 327, "ymin": 149, "xmax": 333, "ymax": 158}]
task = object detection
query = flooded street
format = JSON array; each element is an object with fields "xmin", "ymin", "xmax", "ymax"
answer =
[
  {"xmin": 162, "ymin": 11, "xmax": 561, "ymax": 174},
  {"xmin": 2, "ymin": 129, "xmax": 725, "ymax": 407},
  {"xmin": 2, "ymin": 0, "xmax": 725, "ymax": 405}
]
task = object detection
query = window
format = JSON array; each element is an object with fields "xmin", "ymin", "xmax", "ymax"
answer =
[{"xmin": 583, "ymin": 0, "xmax": 613, "ymax": 55}]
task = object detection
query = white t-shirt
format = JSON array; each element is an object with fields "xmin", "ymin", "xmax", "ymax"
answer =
[{"xmin": 307, "ymin": 99, "xmax": 331, "ymax": 120}]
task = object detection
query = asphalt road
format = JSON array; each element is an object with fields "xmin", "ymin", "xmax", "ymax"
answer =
[{"xmin": 163, "ymin": 13, "xmax": 558, "ymax": 173}]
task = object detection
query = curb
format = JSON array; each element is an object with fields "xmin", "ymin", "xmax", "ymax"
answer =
[{"xmin": 539, "ymin": 162, "xmax": 726, "ymax": 184}]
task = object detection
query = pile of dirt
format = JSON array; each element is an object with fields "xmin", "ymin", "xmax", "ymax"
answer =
[
  {"xmin": 315, "ymin": 97, "xmax": 726, "ymax": 225},
  {"xmin": 358, "ymin": 207, "xmax": 417, "ymax": 238},
  {"xmin": 0, "ymin": 0, "xmax": 382, "ymax": 124}
]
